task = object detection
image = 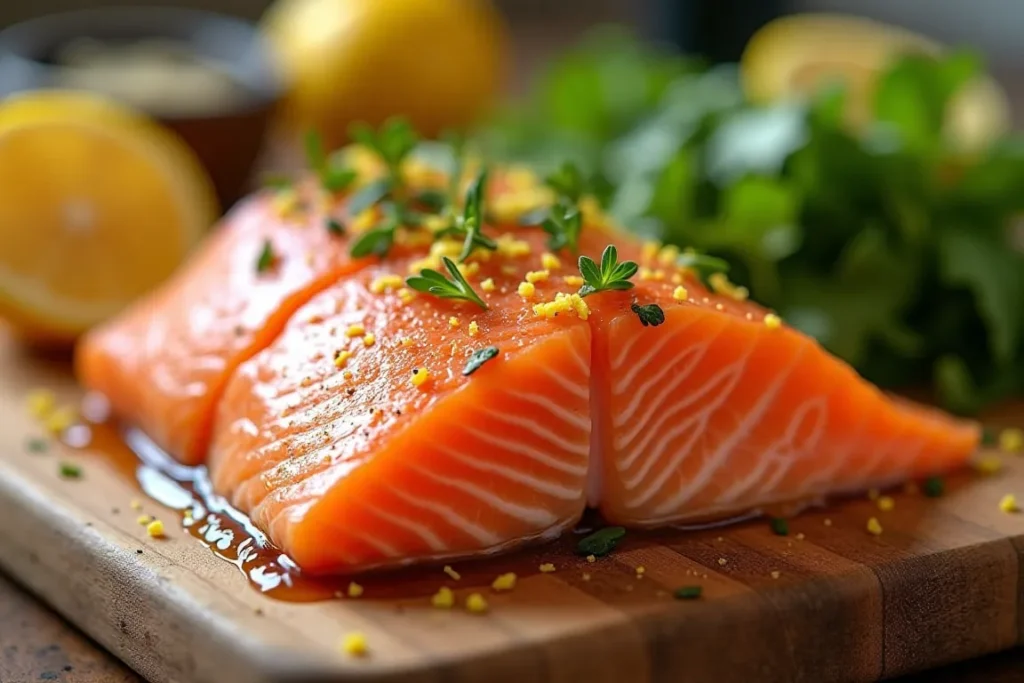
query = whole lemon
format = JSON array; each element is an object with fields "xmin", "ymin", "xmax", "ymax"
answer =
[{"xmin": 262, "ymin": 0, "xmax": 509, "ymax": 147}]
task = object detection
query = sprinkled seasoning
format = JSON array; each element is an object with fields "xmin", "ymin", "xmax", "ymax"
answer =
[
  {"xmin": 576, "ymin": 526, "xmax": 625, "ymax": 557},
  {"xmin": 717, "ymin": 558, "xmax": 727, "ymax": 566},
  {"xmin": 347, "ymin": 582, "xmax": 364, "ymax": 598},
  {"xmin": 673, "ymin": 286, "xmax": 688, "ymax": 301},
  {"xmin": 130, "ymin": 499, "xmax": 142, "ymax": 511},
  {"xmin": 641, "ymin": 241, "xmax": 660, "ymax": 262},
  {"xmin": 976, "ymin": 454, "xmax": 1002, "ymax": 475},
  {"xmin": 673, "ymin": 586, "xmax": 702, "ymax": 600},
  {"xmin": 146, "ymin": 520, "xmax": 166, "ymax": 538},
  {"xmin": 58, "ymin": 462, "xmax": 82, "ymax": 479},
  {"xmin": 448, "ymin": 316, "xmax": 461, "ymax": 329},
  {"xmin": 877, "ymin": 496, "xmax": 895, "ymax": 512},
  {"xmin": 345, "ymin": 323, "xmax": 365, "ymax": 338},
  {"xmin": 538, "ymin": 563, "xmax": 556, "ymax": 573},
  {"xmin": 400, "ymin": 337, "xmax": 414, "ymax": 347},
  {"xmin": 468, "ymin": 321, "xmax": 480, "ymax": 337},
  {"xmin": 1000, "ymin": 428, "xmax": 1023, "ymax": 453},
  {"xmin": 586, "ymin": 555, "xmax": 596, "ymax": 563},
  {"xmin": 362, "ymin": 334, "xmax": 376, "ymax": 347},
  {"xmin": 431, "ymin": 586, "xmax": 455, "ymax": 608},
  {"xmin": 334, "ymin": 351, "xmax": 353, "ymax": 368},
  {"xmin": 525, "ymin": 269, "xmax": 549, "ymax": 283},
  {"xmin": 866, "ymin": 517, "xmax": 883, "ymax": 536},
  {"xmin": 342, "ymin": 632, "xmax": 369, "ymax": 657},
  {"xmin": 763, "ymin": 313, "xmax": 782, "ymax": 329},
  {"xmin": 563, "ymin": 275, "xmax": 584, "ymax": 287},
  {"xmin": 491, "ymin": 573, "xmax": 517, "ymax": 591},
  {"xmin": 411, "ymin": 368, "xmax": 430, "ymax": 387},
  {"xmin": 657, "ymin": 244, "xmax": 680, "ymax": 266},
  {"xmin": 45, "ymin": 407, "xmax": 77, "ymax": 435},
  {"xmin": 26, "ymin": 389, "xmax": 56, "ymax": 418},
  {"xmin": 770, "ymin": 570, "xmax": 781, "ymax": 580},
  {"xmin": 533, "ymin": 292, "xmax": 590, "ymax": 320},
  {"xmin": 465, "ymin": 593, "xmax": 488, "ymax": 614},
  {"xmin": 481, "ymin": 278, "xmax": 496, "ymax": 292},
  {"xmin": 443, "ymin": 565, "xmax": 461, "ymax": 581},
  {"xmin": 369, "ymin": 274, "xmax": 403, "ymax": 294},
  {"xmin": 398, "ymin": 288, "xmax": 415, "ymax": 304},
  {"xmin": 1000, "ymin": 494, "xmax": 1019, "ymax": 513},
  {"xmin": 517, "ymin": 281, "xmax": 536, "ymax": 297},
  {"xmin": 541, "ymin": 253, "xmax": 561, "ymax": 270},
  {"xmin": 635, "ymin": 566, "xmax": 646, "ymax": 577},
  {"xmin": 137, "ymin": 515, "xmax": 152, "ymax": 525}
]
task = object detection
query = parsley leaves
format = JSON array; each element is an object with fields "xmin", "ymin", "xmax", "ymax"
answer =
[
  {"xmin": 631, "ymin": 301, "xmax": 665, "ymax": 327},
  {"xmin": 577, "ymin": 245, "xmax": 638, "ymax": 297},
  {"xmin": 406, "ymin": 256, "xmax": 488, "ymax": 309},
  {"xmin": 463, "ymin": 346, "xmax": 500, "ymax": 376}
]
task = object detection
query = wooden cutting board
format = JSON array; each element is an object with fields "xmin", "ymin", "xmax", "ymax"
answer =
[{"xmin": 1, "ymin": 332, "xmax": 1023, "ymax": 683}]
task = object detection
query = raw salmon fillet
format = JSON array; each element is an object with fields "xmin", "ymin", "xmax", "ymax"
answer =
[
  {"xmin": 77, "ymin": 168, "xmax": 980, "ymax": 574},
  {"xmin": 76, "ymin": 185, "xmax": 372, "ymax": 463}
]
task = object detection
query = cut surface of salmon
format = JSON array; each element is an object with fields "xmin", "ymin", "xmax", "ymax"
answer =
[
  {"xmin": 76, "ymin": 187, "xmax": 372, "ymax": 463},
  {"xmin": 209, "ymin": 230, "xmax": 593, "ymax": 574},
  {"xmin": 585, "ymin": 263, "xmax": 980, "ymax": 527}
]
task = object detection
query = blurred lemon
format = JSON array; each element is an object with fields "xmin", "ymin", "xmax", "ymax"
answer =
[
  {"xmin": 262, "ymin": 0, "xmax": 509, "ymax": 147},
  {"xmin": 740, "ymin": 13, "xmax": 1011, "ymax": 150},
  {"xmin": 0, "ymin": 91, "xmax": 217, "ymax": 345}
]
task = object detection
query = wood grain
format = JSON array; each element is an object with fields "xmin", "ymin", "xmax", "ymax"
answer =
[{"xmin": 1, "ymin": 331, "xmax": 1024, "ymax": 683}]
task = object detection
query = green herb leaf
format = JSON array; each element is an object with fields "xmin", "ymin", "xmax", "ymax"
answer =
[
  {"xmin": 406, "ymin": 257, "xmax": 488, "ymax": 309},
  {"xmin": 303, "ymin": 129, "xmax": 327, "ymax": 170},
  {"xmin": 676, "ymin": 251, "xmax": 730, "ymax": 274},
  {"xmin": 457, "ymin": 170, "xmax": 496, "ymax": 262},
  {"xmin": 541, "ymin": 202, "xmax": 583, "ymax": 252},
  {"xmin": 263, "ymin": 174, "xmax": 292, "ymax": 191},
  {"xmin": 463, "ymin": 346, "xmax": 499, "ymax": 376},
  {"xmin": 59, "ymin": 462, "xmax": 82, "ymax": 479},
  {"xmin": 255, "ymin": 239, "xmax": 276, "ymax": 273},
  {"xmin": 673, "ymin": 585, "xmax": 703, "ymax": 600},
  {"xmin": 576, "ymin": 526, "xmax": 626, "ymax": 557},
  {"xmin": 321, "ymin": 166, "xmax": 357, "ymax": 193},
  {"xmin": 350, "ymin": 228, "xmax": 393, "ymax": 258},
  {"xmin": 545, "ymin": 161, "xmax": 586, "ymax": 202},
  {"xmin": 630, "ymin": 301, "xmax": 665, "ymax": 327},
  {"xmin": 577, "ymin": 245, "xmax": 638, "ymax": 297},
  {"xmin": 326, "ymin": 219, "xmax": 345, "ymax": 236},
  {"xmin": 26, "ymin": 437, "xmax": 48, "ymax": 453},
  {"xmin": 347, "ymin": 178, "xmax": 392, "ymax": 217},
  {"xmin": 923, "ymin": 476, "xmax": 945, "ymax": 498},
  {"xmin": 349, "ymin": 117, "xmax": 418, "ymax": 178},
  {"xmin": 769, "ymin": 517, "xmax": 789, "ymax": 536},
  {"xmin": 415, "ymin": 189, "xmax": 448, "ymax": 213}
]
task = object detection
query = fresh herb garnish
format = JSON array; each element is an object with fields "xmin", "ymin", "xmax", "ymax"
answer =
[
  {"xmin": 406, "ymin": 256, "xmax": 488, "ymax": 309},
  {"xmin": 349, "ymin": 117, "xmax": 418, "ymax": 185},
  {"xmin": 59, "ymin": 462, "xmax": 82, "ymax": 479},
  {"xmin": 677, "ymin": 251, "xmax": 730, "ymax": 274},
  {"xmin": 255, "ymin": 239, "xmax": 277, "ymax": 273},
  {"xmin": 463, "ymin": 346, "xmax": 499, "ymax": 376},
  {"xmin": 350, "ymin": 203, "xmax": 400, "ymax": 258},
  {"xmin": 578, "ymin": 245, "xmax": 638, "ymax": 297},
  {"xmin": 415, "ymin": 189, "xmax": 448, "ymax": 213},
  {"xmin": 576, "ymin": 526, "xmax": 626, "ymax": 557},
  {"xmin": 631, "ymin": 301, "xmax": 665, "ymax": 327},
  {"xmin": 453, "ymin": 170, "xmax": 496, "ymax": 261},
  {"xmin": 303, "ymin": 130, "xmax": 356, "ymax": 193},
  {"xmin": 326, "ymin": 219, "xmax": 345, "ymax": 236},
  {"xmin": 981, "ymin": 426, "xmax": 997, "ymax": 447},
  {"xmin": 673, "ymin": 586, "xmax": 703, "ymax": 600},
  {"xmin": 263, "ymin": 174, "xmax": 292, "ymax": 191},
  {"xmin": 541, "ymin": 201, "xmax": 583, "ymax": 252},
  {"xmin": 303, "ymin": 129, "xmax": 327, "ymax": 170},
  {"xmin": 346, "ymin": 178, "xmax": 393, "ymax": 217},
  {"xmin": 321, "ymin": 166, "xmax": 357, "ymax": 193},
  {"xmin": 25, "ymin": 437, "xmax": 48, "ymax": 453},
  {"xmin": 769, "ymin": 517, "xmax": 789, "ymax": 536},
  {"xmin": 923, "ymin": 476, "xmax": 945, "ymax": 498},
  {"xmin": 545, "ymin": 161, "xmax": 586, "ymax": 203}
]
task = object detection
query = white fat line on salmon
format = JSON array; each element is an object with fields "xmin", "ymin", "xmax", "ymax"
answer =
[
  {"xmin": 432, "ymin": 442, "xmax": 583, "ymax": 500},
  {"xmin": 716, "ymin": 396, "xmax": 828, "ymax": 505},
  {"xmin": 460, "ymin": 424, "xmax": 587, "ymax": 475},
  {"xmin": 505, "ymin": 391, "xmax": 590, "ymax": 432},
  {"xmin": 482, "ymin": 411, "xmax": 590, "ymax": 458},
  {"xmin": 363, "ymin": 505, "xmax": 449, "ymax": 552},
  {"xmin": 386, "ymin": 486, "xmax": 502, "ymax": 545},
  {"xmin": 538, "ymin": 365, "xmax": 589, "ymax": 402},
  {"xmin": 407, "ymin": 465, "xmax": 559, "ymax": 527},
  {"xmin": 795, "ymin": 406, "xmax": 871, "ymax": 497},
  {"xmin": 654, "ymin": 345, "xmax": 808, "ymax": 515},
  {"xmin": 856, "ymin": 419, "xmax": 913, "ymax": 484}
]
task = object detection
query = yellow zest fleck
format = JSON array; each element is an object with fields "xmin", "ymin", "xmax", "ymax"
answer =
[
  {"xmin": 641, "ymin": 241, "xmax": 660, "ymax": 263},
  {"xmin": 673, "ymin": 286, "xmax": 689, "ymax": 301},
  {"xmin": 369, "ymin": 274, "xmax": 403, "ymax": 294},
  {"xmin": 468, "ymin": 321, "xmax": 480, "ymax": 337},
  {"xmin": 657, "ymin": 244, "xmax": 680, "ymax": 266},
  {"xmin": 867, "ymin": 517, "xmax": 883, "ymax": 536},
  {"xmin": 400, "ymin": 337, "xmax": 414, "ymax": 347},
  {"xmin": 671, "ymin": 272, "xmax": 684, "ymax": 285},
  {"xmin": 345, "ymin": 323, "xmax": 365, "ymax": 338},
  {"xmin": 541, "ymin": 253, "xmax": 561, "ymax": 270},
  {"xmin": 422, "ymin": 214, "xmax": 449, "ymax": 233},
  {"xmin": 408, "ymin": 255, "xmax": 441, "ymax": 274},
  {"xmin": 496, "ymin": 233, "xmax": 533, "ymax": 258},
  {"xmin": 26, "ymin": 389, "xmax": 56, "ymax": 419},
  {"xmin": 411, "ymin": 368, "xmax": 430, "ymax": 387},
  {"xmin": 183, "ymin": 508, "xmax": 193, "ymax": 519},
  {"xmin": 271, "ymin": 188, "xmax": 299, "ymax": 218},
  {"xmin": 430, "ymin": 238, "xmax": 463, "ymax": 259},
  {"xmin": 398, "ymin": 287, "xmax": 415, "ymax": 304},
  {"xmin": 586, "ymin": 555, "xmax": 596, "ymax": 564},
  {"xmin": 342, "ymin": 370, "xmax": 354, "ymax": 380},
  {"xmin": 714, "ymin": 303, "xmax": 724, "ymax": 311},
  {"xmin": 638, "ymin": 267, "xmax": 654, "ymax": 281},
  {"xmin": 976, "ymin": 454, "xmax": 1002, "ymax": 475},
  {"xmin": 491, "ymin": 572, "xmax": 517, "ymax": 591},
  {"xmin": 490, "ymin": 187, "xmax": 553, "ymax": 224},
  {"xmin": 867, "ymin": 489, "xmax": 880, "ymax": 501},
  {"xmin": 136, "ymin": 515, "xmax": 152, "ymax": 526},
  {"xmin": 459, "ymin": 261, "xmax": 480, "ymax": 279},
  {"xmin": 146, "ymin": 519, "xmax": 165, "ymax": 538},
  {"xmin": 770, "ymin": 570, "xmax": 781, "ymax": 580},
  {"xmin": 350, "ymin": 209, "xmax": 377, "ymax": 234},
  {"xmin": 465, "ymin": 592, "xmax": 488, "ymax": 614},
  {"xmin": 582, "ymin": 573, "xmax": 591, "ymax": 581},
  {"xmin": 563, "ymin": 275, "xmax": 584, "ymax": 288},
  {"xmin": 717, "ymin": 558, "xmax": 727, "ymax": 566},
  {"xmin": 443, "ymin": 565, "xmax": 461, "ymax": 581},
  {"xmin": 341, "ymin": 632, "xmax": 368, "ymax": 657},
  {"xmin": 1000, "ymin": 494, "xmax": 1019, "ymax": 513},
  {"xmin": 431, "ymin": 586, "xmax": 455, "ymax": 609},
  {"xmin": 517, "ymin": 282, "xmax": 536, "ymax": 298},
  {"xmin": 505, "ymin": 166, "xmax": 539, "ymax": 190},
  {"xmin": 334, "ymin": 351, "xmax": 353, "ymax": 368},
  {"xmin": 999, "ymin": 428, "xmax": 1023, "ymax": 453},
  {"xmin": 448, "ymin": 316, "xmax": 460, "ymax": 329},
  {"xmin": 878, "ymin": 496, "xmax": 895, "ymax": 512},
  {"xmin": 763, "ymin": 313, "xmax": 782, "ymax": 329},
  {"xmin": 635, "ymin": 566, "xmax": 646, "ymax": 577},
  {"xmin": 579, "ymin": 196, "xmax": 609, "ymax": 228},
  {"xmin": 824, "ymin": 518, "xmax": 832, "ymax": 526},
  {"xmin": 44, "ymin": 406, "xmax": 77, "ymax": 435},
  {"xmin": 525, "ymin": 269, "xmax": 549, "ymax": 284},
  {"xmin": 130, "ymin": 499, "xmax": 142, "ymax": 511},
  {"xmin": 532, "ymin": 292, "xmax": 590, "ymax": 321},
  {"xmin": 708, "ymin": 272, "xmax": 749, "ymax": 301},
  {"xmin": 501, "ymin": 265, "xmax": 517, "ymax": 276},
  {"xmin": 538, "ymin": 563, "xmax": 556, "ymax": 573},
  {"xmin": 347, "ymin": 582, "xmax": 364, "ymax": 598},
  {"xmin": 481, "ymin": 278, "xmax": 496, "ymax": 292},
  {"xmin": 362, "ymin": 334, "xmax": 376, "ymax": 348}
]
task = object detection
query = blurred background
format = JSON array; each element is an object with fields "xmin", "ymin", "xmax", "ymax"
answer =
[{"xmin": 1, "ymin": 0, "xmax": 1023, "ymax": 417}]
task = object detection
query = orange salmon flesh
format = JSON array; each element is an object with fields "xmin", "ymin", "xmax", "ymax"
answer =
[{"xmin": 77, "ymin": 177, "xmax": 980, "ymax": 575}]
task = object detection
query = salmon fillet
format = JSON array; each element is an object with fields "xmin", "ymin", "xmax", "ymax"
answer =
[
  {"xmin": 77, "ymin": 169, "xmax": 980, "ymax": 574},
  {"xmin": 75, "ymin": 186, "xmax": 372, "ymax": 463}
]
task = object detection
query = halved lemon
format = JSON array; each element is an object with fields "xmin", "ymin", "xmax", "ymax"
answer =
[{"xmin": 0, "ymin": 91, "xmax": 218, "ymax": 344}]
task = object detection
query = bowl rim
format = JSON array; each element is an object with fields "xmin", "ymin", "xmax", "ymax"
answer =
[{"xmin": 0, "ymin": 6, "xmax": 287, "ymax": 114}]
